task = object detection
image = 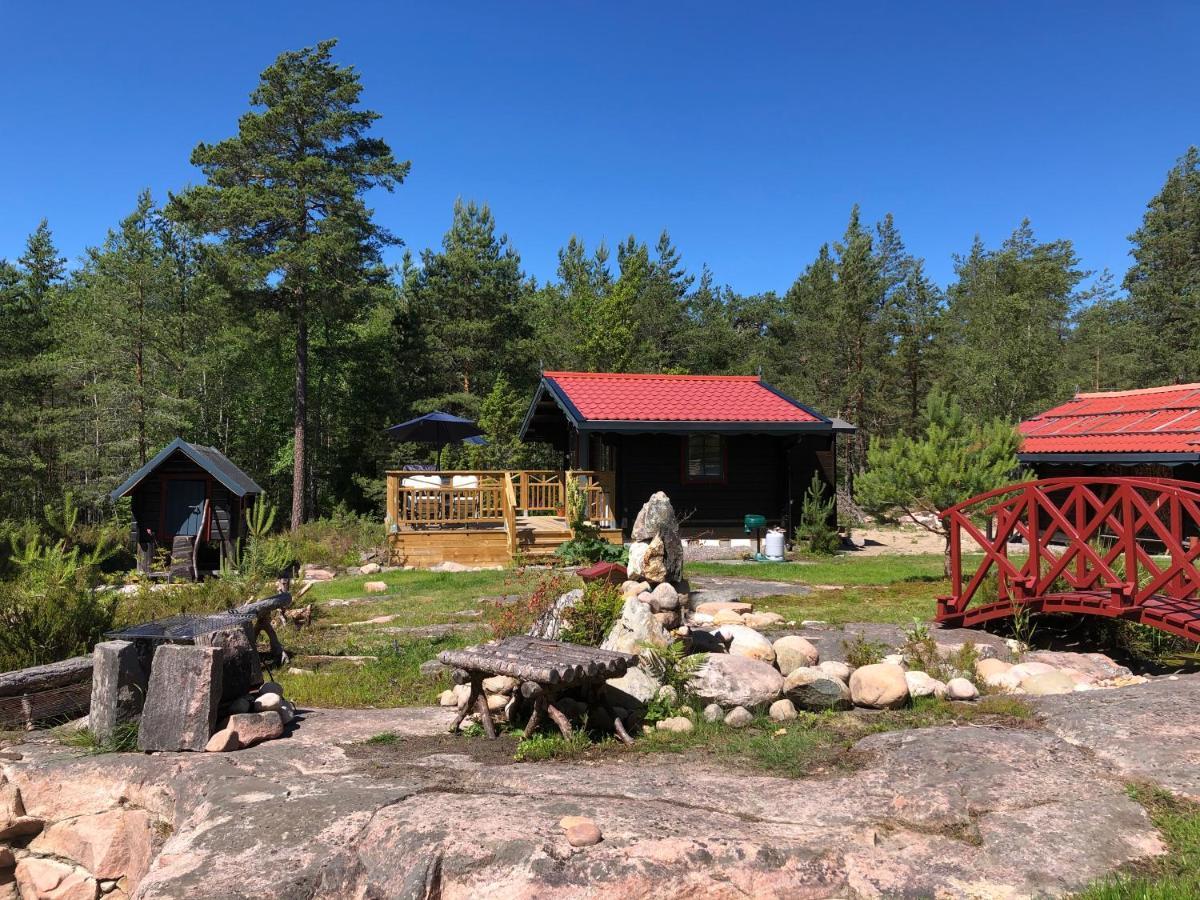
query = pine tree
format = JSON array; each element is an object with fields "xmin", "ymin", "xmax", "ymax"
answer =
[
  {"xmin": 167, "ymin": 39, "xmax": 410, "ymax": 528},
  {"xmin": 941, "ymin": 221, "xmax": 1085, "ymax": 422},
  {"xmin": 1124, "ymin": 146, "xmax": 1200, "ymax": 383},
  {"xmin": 832, "ymin": 206, "xmax": 887, "ymax": 479},
  {"xmin": 407, "ymin": 199, "xmax": 531, "ymax": 412},
  {"xmin": 0, "ymin": 222, "xmax": 66, "ymax": 517},
  {"xmin": 887, "ymin": 259, "xmax": 943, "ymax": 431}
]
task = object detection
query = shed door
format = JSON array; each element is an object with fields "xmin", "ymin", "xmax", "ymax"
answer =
[{"xmin": 165, "ymin": 480, "xmax": 207, "ymax": 538}]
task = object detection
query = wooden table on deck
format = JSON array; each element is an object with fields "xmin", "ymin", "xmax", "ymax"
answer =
[{"xmin": 438, "ymin": 636, "xmax": 639, "ymax": 744}]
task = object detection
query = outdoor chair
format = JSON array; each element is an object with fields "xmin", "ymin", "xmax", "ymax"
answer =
[
  {"xmin": 401, "ymin": 473, "xmax": 445, "ymax": 524},
  {"xmin": 450, "ymin": 474, "xmax": 479, "ymax": 520}
]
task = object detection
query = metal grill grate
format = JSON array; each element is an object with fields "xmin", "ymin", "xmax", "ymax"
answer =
[{"xmin": 106, "ymin": 612, "xmax": 253, "ymax": 644}]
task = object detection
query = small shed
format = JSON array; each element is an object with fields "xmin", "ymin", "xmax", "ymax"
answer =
[{"xmin": 111, "ymin": 438, "xmax": 264, "ymax": 575}]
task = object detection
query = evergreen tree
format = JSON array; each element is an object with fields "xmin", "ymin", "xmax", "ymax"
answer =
[
  {"xmin": 941, "ymin": 221, "xmax": 1085, "ymax": 422},
  {"xmin": 407, "ymin": 199, "xmax": 532, "ymax": 412},
  {"xmin": 856, "ymin": 390, "xmax": 1024, "ymax": 574},
  {"xmin": 886, "ymin": 259, "xmax": 943, "ymax": 431},
  {"xmin": 1124, "ymin": 146, "xmax": 1200, "ymax": 383},
  {"xmin": 0, "ymin": 222, "xmax": 66, "ymax": 517},
  {"xmin": 167, "ymin": 39, "xmax": 410, "ymax": 528}
]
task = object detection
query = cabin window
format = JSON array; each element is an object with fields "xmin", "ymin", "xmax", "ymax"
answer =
[{"xmin": 685, "ymin": 434, "xmax": 725, "ymax": 483}]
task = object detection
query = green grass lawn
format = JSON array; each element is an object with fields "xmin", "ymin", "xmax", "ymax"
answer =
[
  {"xmin": 276, "ymin": 567, "xmax": 574, "ymax": 707},
  {"xmin": 689, "ymin": 553, "xmax": 951, "ymax": 585},
  {"xmin": 276, "ymin": 556, "xmax": 967, "ymax": 707}
]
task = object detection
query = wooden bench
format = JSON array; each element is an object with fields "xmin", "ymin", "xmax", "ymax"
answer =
[{"xmin": 438, "ymin": 636, "xmax": 639, "ymax": 744}]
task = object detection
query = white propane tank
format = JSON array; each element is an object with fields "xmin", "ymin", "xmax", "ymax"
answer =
[{"xmin": 764, "ymin": 528, "xmax": 786, "ymax": 561}]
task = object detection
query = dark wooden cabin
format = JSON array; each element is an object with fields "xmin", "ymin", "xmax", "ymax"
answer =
[
  {"xmin": 520, "ymin": 371, "xmax": 854, "ymax": 537},
  {"xmin": 110, "ymin": 438, "xmax": 264, "ymax": 576},
  {"xmin": 1019, "ymin": 383, "xmax": 1200, "ymax": 482}
]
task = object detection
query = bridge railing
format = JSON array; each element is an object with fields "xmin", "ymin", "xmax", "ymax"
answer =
[{"xmin": 937, "ymin": 477, "xmax": 1200, "ymax": 625}]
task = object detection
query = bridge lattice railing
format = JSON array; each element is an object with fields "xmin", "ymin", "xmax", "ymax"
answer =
[{"xmin": 936, "ymin": 477, "xmax": 1200, "ymax": 623}]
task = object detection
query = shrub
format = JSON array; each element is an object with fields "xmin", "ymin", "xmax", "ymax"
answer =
[
  {"xmin": 483, "ymin": 569, "xmax": 571, "ymax": 639},
  {"xmin": 0, "ymin": 536, "xmax": 117, "ymax": 670},
  {"xmin": 641, "ymin": 641, "xmax": 705, "ymax": 696},
  {"xmin": 794, "ymin": 472, "xmax": 840, "ymax": 556},
  {"xmin": 901, "ymin": 619, "xmax": 978, "ymax": 682},
  {"xmin": 842, "ymin": 633, "xmax": 887, "ymax": 669},
  {"xmin": 554, "ymin": 536, "xmax": 627, "ymax": 566},
  {"xmin": 284, "ymin": 507, "xmax": 384, "ymax": 568},
  {"xmin": 560, "ymin": 581, "xmax": 624, "ymax": 646}
]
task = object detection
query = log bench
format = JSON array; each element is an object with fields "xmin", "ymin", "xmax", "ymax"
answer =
[{"xmin": 438, "ymin": 636, "xmax": 639, "ymax": 744}]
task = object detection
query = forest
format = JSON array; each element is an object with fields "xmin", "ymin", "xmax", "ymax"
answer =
[{"xmin": 1, "ymin": 39, "xmax": 1199, "ymax": 530}]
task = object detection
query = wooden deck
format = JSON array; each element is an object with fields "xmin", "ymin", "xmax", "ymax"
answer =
[{"xmin": 385, "ymin": 470, "xmax": 621, "ymax": 568}]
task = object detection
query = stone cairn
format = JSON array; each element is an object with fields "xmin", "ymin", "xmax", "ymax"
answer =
[{"xmin": 618, "ymin": 491, "xmax": 688, "ymax": 632}]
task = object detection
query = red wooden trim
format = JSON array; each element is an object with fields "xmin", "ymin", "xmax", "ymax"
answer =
[{"xmin": 680, "ymin": 434, "xmax": 729, "ymax": 485}]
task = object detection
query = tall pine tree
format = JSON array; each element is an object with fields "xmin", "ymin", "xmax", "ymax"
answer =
[{"xmin": 168, "ymin": 39, "xmax": 410, "ymax": 528}]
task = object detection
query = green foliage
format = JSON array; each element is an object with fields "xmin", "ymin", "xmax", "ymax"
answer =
[
  {"xmin": 57, "ymin": 720, "xmax": 140, "ymax": 754},
  {"xmin": 0, "ymin": 535, "xmax": 117, "ymax": 670},
  {"xmin": 795, "ymin": 471, "xmax": 840, "ymax": 555},
  {"xmin": 1123, "ymin": 146, "xmax": 1200, "ymax": 386},
  {"xmin": 364, "ymin": 731, "xmax": 400, "ymax": 745},
  {"xmin": 842, "ymin": 633, "xmax": 887, "ymax": 669},
  {"xmin": 939, "ymin": 221, "xmax": 1091, "ymax": 423},
  {"xmin": 553, "ymin": 536, "xmax": 627, "ymax": 566},
  {"xmin": 514, "ymin": 730, "xmax": 595, "ymax": 761},
  {"xmin": 168, "ymin": 39, "xmax": 410, "ymax": 527},
  {"xmin": 559, "ymin": 581, "xmax": 624, "ymax": 647},
  {"xmin": 236, "ymin": 501, "xmax": 298, "ymax": 580},
  {"xmin": 901, "ymin": 619, "xmax": 978, "ymax": 683},
  {"xmin": 483, "ymin": 569, "xmax": 572, "ymax": 639},
  {"xmin": 641, "ymin": 641, "xmax": 705, "ymax": 697},
  {"xmin": 856, "ymin": 390, "xmax": 1024, "ymax": 565}
]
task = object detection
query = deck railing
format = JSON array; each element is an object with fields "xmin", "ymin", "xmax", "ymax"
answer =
[{"xmin": 385, "ymin": 469, "xmax": 616, "ymax": 532}]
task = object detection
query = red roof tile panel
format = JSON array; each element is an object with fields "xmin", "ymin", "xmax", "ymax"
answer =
[
  {"xmin": 543, "ymin": 371, "xmax": 825, "ymax": 423},
  {"xmin": 1020, "ymin": 383, "xmax": 1200, "ymax": 455}
]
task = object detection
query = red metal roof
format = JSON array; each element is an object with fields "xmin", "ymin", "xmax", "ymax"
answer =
[
  {"xmin": 542, "ymin": 372, "xmax": 826, "ymax": 423},
  {"xmin": 1020, "ymin": 383, "xmax": 1200, "ymax": 455}
]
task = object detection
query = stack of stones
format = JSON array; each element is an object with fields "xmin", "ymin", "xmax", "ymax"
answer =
[
  {"xmin": 437, "ymin": 675, "xmax": 518, "ymax": 723},
  {"xmin": 621, "ymin": 492, "xmax": 687, "ymax": 631}
]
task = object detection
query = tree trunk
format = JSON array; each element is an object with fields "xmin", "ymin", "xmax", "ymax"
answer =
[
  {"xmin": 291, "ymin": 293, "xmax": 308, "ymax": 531},
  {"xmin": 943, "ymin": 530, "xmax": 952, "ymax": 580}
]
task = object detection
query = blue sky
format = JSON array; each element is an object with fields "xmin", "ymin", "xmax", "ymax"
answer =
[{"xmin": 1, "ymin": 2, "xmax": 1197, "ymax": 294}]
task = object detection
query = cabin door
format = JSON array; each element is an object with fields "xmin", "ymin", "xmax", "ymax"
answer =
[{"xmin": 165, "ymin": 480, "xmax": 207, "ymax": 538}]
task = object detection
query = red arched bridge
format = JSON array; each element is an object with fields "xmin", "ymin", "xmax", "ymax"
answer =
[{"xmin": 935, "ymin": 477, "xmax": 1200, "ymax": 642}]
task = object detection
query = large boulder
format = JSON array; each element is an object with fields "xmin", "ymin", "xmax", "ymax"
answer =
[
  {"xmin": 628, "ymin": 492, "xmax": 684, "ymax": 583},
  {"xmin": 715, "ymin": 625, "xmax": 776, "ymax": 664},
  {"xmin": 602, "ymin": 596, "xmax": 672, "ymax": 654},
  {"xmin": 688, "ymin": 654, "xmax": 783, "ymax": 708},
  {"xmin": 782, "ymin": 667, "xmax": 851, "ymax": 711},
  {"xmin": 89, "ymin": 640, "xmax": 148, "ymax": 744},
  {"xmin": 605, "ymin": 666, "xmax": 661, "ymax": 708},
  {"xmin": 849, "ymin": 663, "xmax": 909, "ymax": 709},
  {"xmin": 905, "ymin": 670, "xmax": 947, "ymax": 700},
  {"xmin": 137, "ymin": 645, "xmax": 222, "ymax": 752},
  {"xmin": 773, "ymin": 635, "xmax": 820, "ymax": 674},
  {"xmin": 528, "ymin": 589, "xmax": 583, "ymax": 640}
]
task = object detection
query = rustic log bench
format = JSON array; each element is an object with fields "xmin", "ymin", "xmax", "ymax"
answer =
[{"xmin": 438, "ymin": 636, "xmax": 639, "ymax": 744}]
